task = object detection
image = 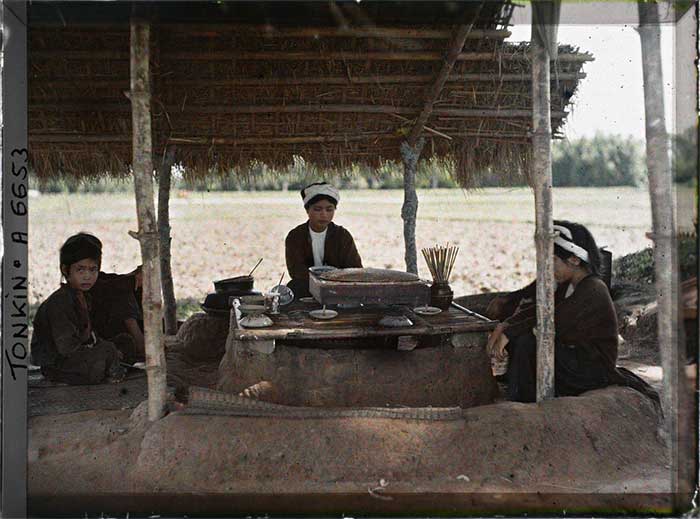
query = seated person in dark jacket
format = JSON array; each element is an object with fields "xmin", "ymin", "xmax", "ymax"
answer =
[
  {"xmin": 64, "ymin": 233, "xmax": 145, "ymax": 361},
  {"xmin": 486, "ymin": 220, "xmax": 658, "ymax": 404},
  {"xmin": 30, "ymin": 234, "xmax": 128, "ymax": 385},
  {"xmin": 285, "ymin": 182, "xmax": 363, "ymax": 298}
]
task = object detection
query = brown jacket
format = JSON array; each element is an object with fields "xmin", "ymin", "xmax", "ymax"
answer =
[
  {"xmin": 285, "ymin": 221, "xmax": 362, "ymax": 288},
  {"xmin": 31, "ymin": 284, "xmax": 93, "ymax": 367},
  {"xmin": 90, "ymin": 271, "xmax": 142, "ymax": 339},
  {"xmin": 502, "ymin": 275, "xmax": 619, "ymax": 372}
]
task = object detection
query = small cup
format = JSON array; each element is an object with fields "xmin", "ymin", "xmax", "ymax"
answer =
[{"xmin": 265, "ymin": 292, "xmax": 281, "ymax": 314}]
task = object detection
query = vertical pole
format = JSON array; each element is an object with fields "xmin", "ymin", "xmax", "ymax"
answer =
[
  {"xmin": 532, "ymin": 2, "xmax": 556, "ymax": 402},
  {"xmin": 158, "ymin": 145, "xmax": 178, "ymax": 335},
  {"xmin": 401, "ymin": 139, "xmax": 425, "ymax": 274},
  {"xmin": 131, "ymin": 10, "xmax": 167, "ymax": 421},
  {"xmin": 1, "ymin": 2, "xmax": 28, "ymax": 516},
  {"xmin": 638, "ymin": 0, "xmax": 680, "ymax": 503},
  {"xmin": 401, "ymin": 21, "xmax": 477, "ymax": 274}
]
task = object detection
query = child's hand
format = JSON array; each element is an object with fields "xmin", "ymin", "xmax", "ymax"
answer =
[{"xmin": 486, "ymin": 323, "xmax": 509, "ymax": 360}]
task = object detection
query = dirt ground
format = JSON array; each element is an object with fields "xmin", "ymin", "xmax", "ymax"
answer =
[
  {"xmin": 28, "ymin": 283, "xmax": 690, "ymax": 515},
  {"xmin": 28, "ymin": 385, "xmax": 672, "ymax": 516}
]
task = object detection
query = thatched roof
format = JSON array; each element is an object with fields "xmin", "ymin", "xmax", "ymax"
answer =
[{"xmin": 28, "ymin": 1, "xmax": 592, "ymax": 187}]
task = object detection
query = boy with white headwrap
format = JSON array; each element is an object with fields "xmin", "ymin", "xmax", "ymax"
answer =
[{"xmin": 285, "ymin": 182, "xmax": 362, "ymax": 298}]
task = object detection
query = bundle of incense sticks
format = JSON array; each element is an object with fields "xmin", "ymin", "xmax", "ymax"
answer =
[{"xmin": 421, "ymin": 244, "xmax": 459, "ymax": 284}]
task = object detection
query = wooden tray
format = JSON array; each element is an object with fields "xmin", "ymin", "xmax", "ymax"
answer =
[
  {"xmin": 231, "ymin": 305, "xmax": 495, "ymax": 341},
  {"xmin": 309, "ymin": 269, "xmax": 430, "ymax": 306},
  {"xmin": 318, "ymin": 267, "xmax": 420, "ymax": 283}
]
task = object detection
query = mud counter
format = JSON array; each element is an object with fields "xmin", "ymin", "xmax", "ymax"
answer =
[{"xmin": 217, "ymin": 302, "xmax": 499, "ymax": 408}]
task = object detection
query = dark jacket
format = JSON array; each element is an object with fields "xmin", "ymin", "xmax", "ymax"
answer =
[
  {"xmin": 31, "ymin": 284, "xmax": 93, "ymax": 367},
  {"xmin": 285, "ymin": 221, "xmax": 362, "ymax": 295},
  {"xmin": 502, "ymin": 275, "xmax": 619, "ymax": 372},
  {"xmin": 90, "ymin": 271, "xmax": 142, "ymax": 338},
  {"xmin": 498, "ymin": 275, "xmax": 659, "ymax": 405}
]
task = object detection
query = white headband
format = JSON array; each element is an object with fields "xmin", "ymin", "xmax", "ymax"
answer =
[
  {"xmin": 303, "ymin": 184, "xmax": 340, "ymax": 207},
  {"xmin": 553, "ymin": 224, "xmax": 589, "ymax": 263}
]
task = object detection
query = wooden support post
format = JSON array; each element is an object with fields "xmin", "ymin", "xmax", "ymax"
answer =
[
  {"xmin": 400, "ymin": 14, "xmax": 481, "ymax": 274},
  {"xmin": 158, "ymin": 145, "xmax": 178, "ymax": 336},
  {"xmin": 130, "ymin": 10, "xmax": 167, "ymax": 421},
  {"xmin": 531, "ymin": 1, "xmax": 558, "ymax": 402},
  {"xmin": 638, "ymin": 0, "xmax": 682, "ymax": 502},
  {"xmin": 400, "ymin": 139, "xmax": 425, "ymax": 274}
]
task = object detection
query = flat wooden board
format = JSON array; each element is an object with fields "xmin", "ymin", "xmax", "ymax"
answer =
[
  {"xmin": 232, "ymin": 304, "xmax": 495, "ymax": 340},
  {"xmin": 318, "ymin": 267, "xmax": 420, "ymax": 283},
  {"xmin": 309, "ymin": 272, "xmax": 430, "ymax": 306}
]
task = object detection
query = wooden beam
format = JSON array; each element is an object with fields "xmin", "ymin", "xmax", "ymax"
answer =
[
  {"xmin": 27, "ymin": 131, "xmax": 539, "ymax": 146},
  {"xmin": 158, "ymin": 24, "xmax": 512, "ymax": 40},
  {"xmin": 169, "ymin": 134, "xmax": 399, "ymax": 145},
  {"xmin": 130, "ymin": 11, "xmax": 167, "ymax": 422},
  {"xmin": 30, "ymin": 135, "xmax": 133, "ymax": 142},
  {"xmin": 30, "ymin": 23, "xmax": 512, "ymax": 39},
  {"xmin": 30, "ymin": 133, "xmax": 398, "ymax": 144},
  {"xmin": 29, "ymin": 134, "xmax": 536, "ymax": 149},
  {"xmin": 408, "ymin": 11, "xmax": 482, "ymax": 145},
  {"xmin": 29, "ymin": 104, "xmax": 569, "ymax": 119},
  {"xmin": 36, "ymin": 72, "xmax": 586, "ymax": 88},
  {"xmin": 31, "ymin": 50, "xmax": 594, "ymax": 62},
  {"xmin": 532, "ymin": 7, "xmax": 556, "ymax": 403}
]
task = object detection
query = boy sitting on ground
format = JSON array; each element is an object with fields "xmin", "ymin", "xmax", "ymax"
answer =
[
  {"xmin": 79, "ymin": 233, "xmax": 145, "ymax": 361},
  {"xmin": 30, "ymin": 234, "xmax": 129, "ymax": 384}
]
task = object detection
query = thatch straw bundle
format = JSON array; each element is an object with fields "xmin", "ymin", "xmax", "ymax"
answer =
[{"xmin": 28, "ymin": 2, "xmax": 590, "ymax": 187}]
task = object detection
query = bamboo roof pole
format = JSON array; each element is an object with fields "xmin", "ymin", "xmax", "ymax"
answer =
[
  {"xmin": 158, "ymin": 145, "xmax": 178, "ymax": 336},
  {"xmin": 28, "ymin": 130, "xmax": 549, "ymax": 145},
  {"xmin": 28, "ymin": 105, "xmax": 570, "ymax": 118},
  {"xmin": 37, "ymin": 72, "xmax": 587, "ymax": 88},
  {"xmin": 402, "ymin": 7, "xmax": 483, "ymax": 273},
  {"xmin": 28, "ymin": 23, "xmax": 512, "ymax": 39},
  {"xmin": 637, "ymin": 0, "xmax": 684, "ymax": 503},
  {"xmin": 531, "ymin": 0, "xmax": 560, "ymax": 402},
  {"xmin": 161, "ymin": 25, "xmax": 512, "ymax": 39},
  {"xmin": 130, "ymin": 9, "xmax": 167, "ymax": 421},
  {"xmin": 33, "ymin": 50, "xmax": 593, "ymax": 62}
]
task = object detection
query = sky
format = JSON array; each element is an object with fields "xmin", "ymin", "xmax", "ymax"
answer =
[{"xmin": 507, "ymin": 23, "xmax": 678, "ymax": 142}]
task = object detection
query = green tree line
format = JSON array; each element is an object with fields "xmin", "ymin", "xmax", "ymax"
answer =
[{"xmin": 31, "ymin": 132, "xmax": 695, "ymax": 193}]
